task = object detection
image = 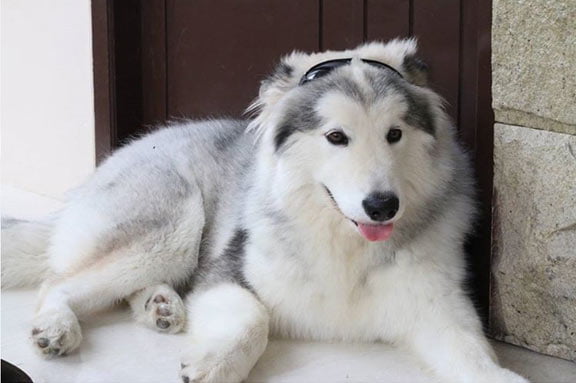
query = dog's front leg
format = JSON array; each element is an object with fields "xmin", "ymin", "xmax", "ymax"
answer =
[
  {"xmin": 180, "ymin": 283, "xmax": 269, "ymax": 383},
  {"xmin": 405, "ymin": 291, "xmax": 528, "ymax": 383}
]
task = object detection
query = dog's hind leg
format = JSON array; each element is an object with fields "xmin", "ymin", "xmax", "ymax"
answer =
[
  {"xmin": 128, "ymin": 284, "xmax": 186, "ymax": 333},
  {"xmin": 180, "ymin": 283, "xmax": 269, "ymax": 383},
  {"xmin": 32, "ymin": 243, "xmax": 198, "ymax": 358},
  {"xmin": 31, "ymin": 195, "xmax": 205, "ymax": 358}
]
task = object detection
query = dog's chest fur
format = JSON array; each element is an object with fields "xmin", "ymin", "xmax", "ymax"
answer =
[{"xmin": 243, "ymin": 219, "xmax": 406, "ymax": 342}]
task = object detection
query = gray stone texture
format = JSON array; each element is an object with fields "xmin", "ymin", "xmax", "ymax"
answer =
[
  {"xmin": 491, "ymin": 123, "xmax": 576, "ymax": 361},
  {"xmin": 492, "ymin": 0, "xmax": 576, "ymax": 135}
]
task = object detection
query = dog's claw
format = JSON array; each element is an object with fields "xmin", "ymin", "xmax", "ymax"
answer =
[{"xmin": 37, "ymin": 338, "xmax": 50, "ymax": 348}]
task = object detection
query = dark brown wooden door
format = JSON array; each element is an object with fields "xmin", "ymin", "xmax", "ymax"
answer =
[
  {"xmin": 92, "ymin": 0, "xmax": 493, "ymax": 322},
  {"xmin": 167, "ymin": 0, "xmax": 318, "ymax": 119}
]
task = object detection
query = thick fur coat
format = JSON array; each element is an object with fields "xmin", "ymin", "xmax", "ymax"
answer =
[{"xmin": 2, "ymin": 39, "xmax": 528, "ymax": 383}]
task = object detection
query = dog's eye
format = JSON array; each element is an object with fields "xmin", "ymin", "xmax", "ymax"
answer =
[
  {"xmin": 326, "ymin": 131, "xmax": 349, "ymax": 146},
  {"xmin": 386, "ymin": 128, "xmax": 402, "ymax": 144}
]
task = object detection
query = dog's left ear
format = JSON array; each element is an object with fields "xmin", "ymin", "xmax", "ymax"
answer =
[
  {"xmin": 402, "ymin": 54, "xmax": 429, "ymax": 87},
  {"xmin": 356, "ymin": 39, "xmax": 429, "ymax": 87}
]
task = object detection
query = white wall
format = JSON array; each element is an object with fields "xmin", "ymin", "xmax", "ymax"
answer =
[{"xmin": 1, "ymin": 0, "xmax": 95, "ymax": 200}]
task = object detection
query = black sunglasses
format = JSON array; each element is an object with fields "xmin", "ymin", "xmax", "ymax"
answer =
[{"xmin": 299, "ymin": 58, "xmax": 403, "ymax": 85}]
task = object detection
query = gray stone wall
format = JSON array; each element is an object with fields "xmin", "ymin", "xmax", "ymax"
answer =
[
  {"xmin": 490, "ymin": 0, "xmax": 576, "ymax": 361},
  {"xmin": 492, "ymin": 0, "xmax": 575, "ymax": 135}
]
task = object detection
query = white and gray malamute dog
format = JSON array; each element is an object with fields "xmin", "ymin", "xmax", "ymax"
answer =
[{"xmin": 2, "ymin": 39, "xmax": 528, "ymax": 382}]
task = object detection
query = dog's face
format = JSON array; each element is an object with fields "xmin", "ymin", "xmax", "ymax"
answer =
[{"xmin": 251, "ymin": 39, "xmax": 453, "ymax": 242}]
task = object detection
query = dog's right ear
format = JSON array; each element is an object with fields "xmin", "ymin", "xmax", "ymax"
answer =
[
  {"xmin": 246, "ymin": 53, "xmax": 305, "ymax": 135},
  {"xmin": 255, "ymin": 54, "xmax": 303, "ymax": 109},
  {"xmin": 260, "ymin": 62, "xmax": 295, "ymax": 96}
]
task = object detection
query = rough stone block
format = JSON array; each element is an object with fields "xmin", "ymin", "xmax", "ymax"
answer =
[
  {"xmin": 491, "ymin": 123, "xmax": 576, "ymax": 361},
  {"xmin": 492, "ymin": 0, "xmax": 576, "ymax": 135}
]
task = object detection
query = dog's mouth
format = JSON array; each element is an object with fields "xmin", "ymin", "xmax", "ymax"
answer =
[{"xmin": 323, "ymin": 185, "xmax": 394, "ymax": 242}]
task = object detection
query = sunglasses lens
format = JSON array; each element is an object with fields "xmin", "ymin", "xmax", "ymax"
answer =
[
  {"xmin": 300, "ymin": 59, "xmax": 351, "ymax": 85},
  {"xmin": 299, "ymin": 58, "xmax": 402, "ymax": 85}
]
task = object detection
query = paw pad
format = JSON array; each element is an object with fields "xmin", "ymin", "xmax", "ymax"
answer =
[
  {"xmin": 140, "ymin": 288, "xmax": 186, "ymax": 333},
  {"xmin": 156, "ymin": 305, "xmax": 171, "ymax": 316},
  {"xmin": 30, "ymin": 310, "xmax": 82, "ymax": 358},
  {"xmin": 156, "ymin": 318, "xmax": 171, "ymax": 329}
]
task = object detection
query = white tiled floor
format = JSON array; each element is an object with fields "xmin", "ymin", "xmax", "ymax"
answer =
[{"xmin": 2, "ymin": 186, "xmax": 576, "ymax": 382}]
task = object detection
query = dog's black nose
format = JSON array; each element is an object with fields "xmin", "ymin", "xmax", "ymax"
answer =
[{"xmin": 362, "ymin": 192, "xmax": 399, "ymax": 222}]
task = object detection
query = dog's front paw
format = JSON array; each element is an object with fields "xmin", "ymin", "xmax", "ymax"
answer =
[
  {"xmin": 179, "ymin": 346, "xmax": 247, "ymax": 383},
  {"xmin": 30, "ymin": 308, "xmax": 82, "ymax": 358}
]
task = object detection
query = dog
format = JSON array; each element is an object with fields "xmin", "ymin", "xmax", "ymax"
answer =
[{"xmin": 2, "ymin": 38, "xmax": 528, "ymax": 383}]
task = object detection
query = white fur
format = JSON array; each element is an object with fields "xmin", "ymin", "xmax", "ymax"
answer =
[
  {"xmin": 181, "ymin": 283, "xmax": 269, "ymax": 383},
  {"xmin": 1, "ymin": 219, "xmax": 53, "ymax": 287},
  {"xmin": 1, "ymin": 40, "xmax": 528, "ymax": 382}
]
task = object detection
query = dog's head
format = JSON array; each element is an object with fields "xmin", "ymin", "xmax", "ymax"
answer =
[{"xmin": 249, "ymin": 39, "xmax": 459, "ymax": 243}]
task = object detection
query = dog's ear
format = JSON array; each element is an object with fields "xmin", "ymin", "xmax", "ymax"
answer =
[
  {"xmin": 259, "ymin": 62, "xmax": 295, "ymax": 96},
  {"xmin": 246, "ymin": 54, "xmax": 304, "ymax": 135},
  {"xmin": 402, "ymin": 54, "xmax": 429, "ymax": 87},
  {"xmin": 355, "ymin": 38, "xmax": 429, "ymax": 87}
]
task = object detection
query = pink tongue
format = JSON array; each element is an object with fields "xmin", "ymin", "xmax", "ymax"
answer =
[{"xmin": 357, "ymin": 223, "xmax": 394, "ymax": 241}]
